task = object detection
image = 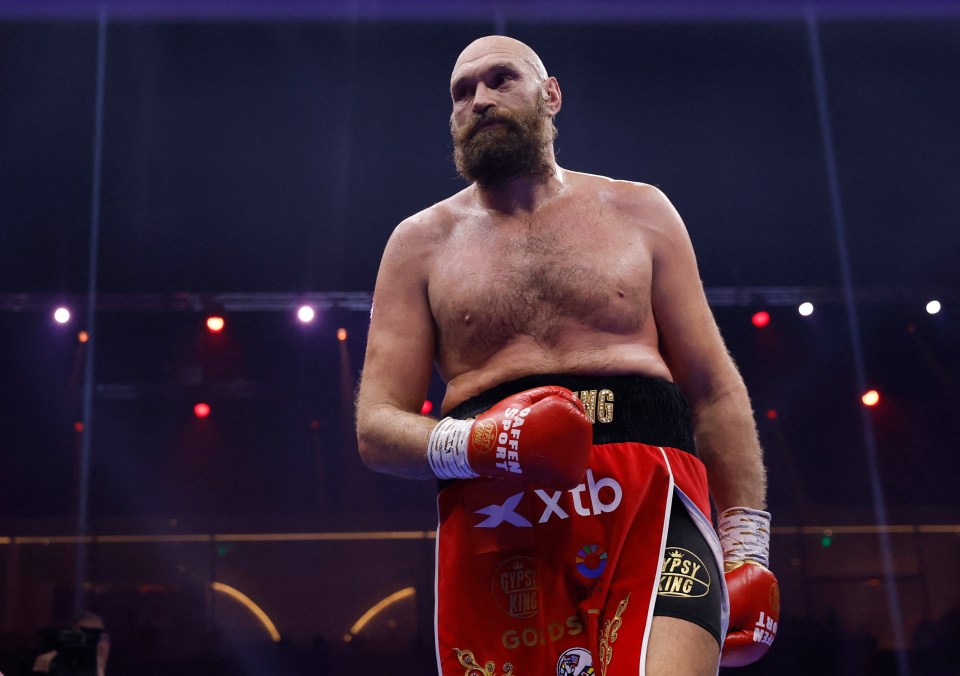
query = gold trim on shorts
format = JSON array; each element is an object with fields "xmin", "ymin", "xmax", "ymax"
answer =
[
  {"xmin": 598, "ymin": 593, "xmax": 630, "ymax": 675},
  {"xmin": 455, "ymin": 648, "xmax": 515, "ymax": 675}
]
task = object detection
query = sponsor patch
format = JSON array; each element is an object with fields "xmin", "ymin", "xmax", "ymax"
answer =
[
  {"xmin": 501, "ymin": 611, "xmax": 596, "ymax": 650},
  {"xmin": 575, "ymin": 544, "xmax": 608, "ymax": 580},
  {"xmin": 492, "ymin": 556, "xmax": 540, "ymax": 619},
  {"xmin": 658, "ymin": 548, "xmax": 711, "ymax": 598},
  {"xmin": 473, "ymin": 470, "xmax": 622, "ymax": 529}
]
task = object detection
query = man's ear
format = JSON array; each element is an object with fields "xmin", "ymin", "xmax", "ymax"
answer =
[{"xmin": 542, "ymin": 76, "xmax": 562, "ymax": 116}]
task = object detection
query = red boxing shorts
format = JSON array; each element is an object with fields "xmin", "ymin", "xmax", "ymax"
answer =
[{"xmin": 435, "ymin": 374, "xmax": 728, "ymax": 676}]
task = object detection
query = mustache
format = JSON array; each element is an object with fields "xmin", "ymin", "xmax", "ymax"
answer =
[{"xmin": 454, "ymin": 109, "xmax": 520, "ymax": 143}]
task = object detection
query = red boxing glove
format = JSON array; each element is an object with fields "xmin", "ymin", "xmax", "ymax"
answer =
[
  {"xmin": 427, "ymin": 386, "xmax": 593, "ymax": 490},
  {"xmin": 722, "ymin": 561, "xmax": 780, "ymax": 666},
  {"xmin": 718, "ymin": 507, "xmax": 780, "ymax": 667}
]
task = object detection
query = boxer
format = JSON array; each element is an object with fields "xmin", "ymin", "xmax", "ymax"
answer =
[{"xmin": 356, "ymin": 35, "xmax": 778, "ymax": 674}]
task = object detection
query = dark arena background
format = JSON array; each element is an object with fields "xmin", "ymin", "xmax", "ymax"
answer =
[{"xmin": 2, "ymin": 0, "xmax": 959, "ymax": 674}]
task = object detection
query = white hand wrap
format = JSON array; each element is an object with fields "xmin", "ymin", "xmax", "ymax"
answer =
[
  {"xmin": 718, "ymin": 507, "xmax": 771, "ymax": 568},
  {"xmin": 427, "ymin": 417, "xmax": 481, "ymax": 480}
]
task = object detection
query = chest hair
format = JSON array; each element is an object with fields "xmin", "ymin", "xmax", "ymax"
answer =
[{"xmin": 433, "ymin": 216, "xmax": 650, "ymax": 357}]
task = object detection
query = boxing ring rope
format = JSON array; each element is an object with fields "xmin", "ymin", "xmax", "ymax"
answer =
[
  {"xmin": 3, "ymin": 525, "xmax": 958, "ymax": 546},
  {"xmin": 0, "ymin": 286, "xmax": 953, "ymax": 314}
]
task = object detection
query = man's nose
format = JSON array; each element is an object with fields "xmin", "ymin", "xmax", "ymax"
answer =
[{"xmin": 472, "ymin": 82, "xmax": 496, "ymax": 114}]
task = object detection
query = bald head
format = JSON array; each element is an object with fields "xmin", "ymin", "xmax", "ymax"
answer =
[
  {"xmin": 453, "ymin": 36, "xmax": 549, "ymax": 84},
  {"xmin": 448, "ymin": 35, "xmax": 561, "ymax": 186}
]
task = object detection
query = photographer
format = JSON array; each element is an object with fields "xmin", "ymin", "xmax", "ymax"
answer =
[{"xmin": 31, "ymin": 613, "xmax": 108, "ymax": 676}]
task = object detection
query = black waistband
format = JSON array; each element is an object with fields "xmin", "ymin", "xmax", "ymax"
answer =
[{"xmin": 447, "ymin": 373, "xmax": 696, "ymax": 455}]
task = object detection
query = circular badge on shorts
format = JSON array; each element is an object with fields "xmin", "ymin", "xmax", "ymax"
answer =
[
  {"xmin": 557, "ymin": 647, "xmax": 593, "ymax": 676},
  {"xmin": 575, "ymin": 544, "xmax": 608, "ymax": 579}
]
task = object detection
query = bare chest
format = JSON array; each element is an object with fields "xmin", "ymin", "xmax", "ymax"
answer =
[{"xmin": 430, "ymin": 211, "xmax": 653, "ymax": 359}]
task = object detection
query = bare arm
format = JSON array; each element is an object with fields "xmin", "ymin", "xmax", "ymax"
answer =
[
  {"xmin": 645, "ymin": 187, "xmax": 766, "ymax": 512},
  {"xmin": 355, "ymin": 216, "xmax": 441, "ymax": 480}
]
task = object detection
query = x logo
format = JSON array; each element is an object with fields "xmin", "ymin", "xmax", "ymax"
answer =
[
  {"xmin": 535, "ymin": 489, "xmax": 569, "ymax": 523},
  {"xmin": 474, "ymin": 492, "xmax": 533, "ymax": 528}
]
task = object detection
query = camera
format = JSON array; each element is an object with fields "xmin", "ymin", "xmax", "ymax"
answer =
[{"xmin": 29, "ymin": 627, "xmax": 102, "ymax": 676}]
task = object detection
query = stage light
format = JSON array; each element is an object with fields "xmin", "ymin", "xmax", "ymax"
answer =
[
  {"xmin": 337, "ymin": 328, "xmax": 348, "ymax": 341},
  {"xmin": 926, "ymin": 300, "xmax": 941, "ymax": 315},
  {"xmin": 206, "ymin": 316, "xmax": 225, "ymax": 333},
  {"xmin": 751, "ymin": 311, "xmax": 770, "ymax": 328},
  {"xmin": 74, "ymin": 422, "xmax": 84, "ymax": 433},
  {"xmin": 765, "ymin": 409, "xmax": 778, "ymax": 420},
  {"xmin": 861, "ymin": 390, "xmax": 880, "ymax": 407},
  {"xmin": 194, "ymin": 402, "xmax": 211, "ymax": 418},
  {"xmin": 798, "ymin": 302, "xmax": 814, "ymax": 317},
  {"xmin": 421, "ymin": 400, "xmax": 433, "ymax": 416},
  {"xmin": 297, "ymin": 305, "xmax": 315, "ymax": 323},
  {"xmin": 78, "ymin": 331, "xmax": 89, "ymax": 343},
  {"xmin": 53, "ymin": 307, "xmax": 71, "ymax": 324}
]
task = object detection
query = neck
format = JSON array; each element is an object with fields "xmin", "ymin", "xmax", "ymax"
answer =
[{"xmin": 474, "ymin": 162, "xmax": 565, "ymax": 214}]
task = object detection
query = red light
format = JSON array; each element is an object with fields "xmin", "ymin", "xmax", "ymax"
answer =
[
  {"xmin": 861, "ymin": 390, "xmax": 880, "ymax": 407},
  {"xmin": 765, "ymin": 409, "xmax": 778, "ymax": 420},
  {"xmin": 206, "ymin": 316, "xmax": 225, "ymax": 333},
  {"xmin": 751, "ymin": 311, "xmax": 771, "ymax": 328},
  {"xmin": 74, "ymin": 421, "xmax": 84, "ymax": 432},
  {"xmin": 78, "ymin": 331, "xmax": 89, "ymax": 343},
  {"xmin": 337, "ymin": 328, "xmax": 348, "ymax": 341},
  {"xmin": 421, "ymin": 400, "xmax": 433, "ymax": 415},
  {"xmin": 194, "ymin": 402, "xmax": 211, "ymax": 418}
]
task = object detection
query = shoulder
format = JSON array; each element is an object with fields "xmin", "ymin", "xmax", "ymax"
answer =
[
  {"xmin": 386, "ymin": 186, "xmax": 474, "ymax": 251},
  {"xmin": 567, "ymin": 170, "xmax": 676, "ymax": 214},
  {"xmin": 569, "ymin": 171, "xmax": 686, "ymax": 237},
  {"xmin": 376, "ymin": 188, "xmax": 477, "ymax": 284}
]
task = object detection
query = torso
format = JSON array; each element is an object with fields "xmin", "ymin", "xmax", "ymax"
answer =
[{"xmin": 424, "ymin": 171, "xmax": 673, "ymax": 412}]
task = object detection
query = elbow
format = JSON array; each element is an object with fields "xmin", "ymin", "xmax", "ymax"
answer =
[
  {"xmin": 685, "ymin": 368, "xmax": 749, "ymax": 411},
  {"xmin": 357, "ymin": 437, "xmax": 380, "ymax": 471},
  {"xmin": 355, "ymin": 407, "xmax": 396, "ymax": 474},
  {"xmin": 355, "ymin": 401, "xmax": 432, "ymax": 480},
  {"xmin": 355, "ymin": 417, "xmax": 381, "ymax": 471}
]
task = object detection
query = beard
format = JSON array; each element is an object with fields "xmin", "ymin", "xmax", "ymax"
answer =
[{"xmin": 451, "ymin": 98, "xmax": 557, "ymax": 188}]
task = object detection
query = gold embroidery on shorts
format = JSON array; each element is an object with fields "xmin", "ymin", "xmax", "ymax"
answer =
[
  {"xmin": 598, "ymin": 593, "xmax": 630, "ymax": 675},
  {"xmin": 455, "ymin": 648, "xmax": 515, "ymax": 676}
]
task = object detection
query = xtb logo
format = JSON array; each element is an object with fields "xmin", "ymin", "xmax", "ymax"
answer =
[{"xmin": 473, "ymin": 470, "xmax": 623, "ymax": 528}]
